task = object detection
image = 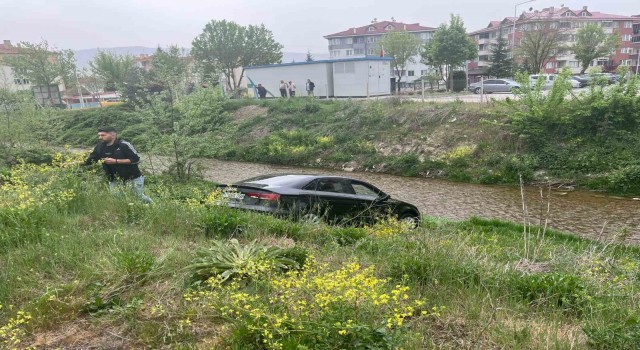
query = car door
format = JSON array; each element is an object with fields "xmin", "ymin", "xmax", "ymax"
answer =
[
  {"xmin": 311, "ymin": 178, "xmax": 360, "ymax": 224},
  {"xmin": 349, "ymin": 180, "xmax": 392, "ymax": 225},
  {"xmin": 483, "ymin": 80, "xmax": 496, "ymax": 93},
  {"xmin": 494, "ymin": 79, "xmax": 508, "ymax": 92}
]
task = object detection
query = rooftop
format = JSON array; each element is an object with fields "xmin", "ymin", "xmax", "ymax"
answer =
[
  {"xmin": 470, "ymin": 6, "xmax": 636, "ymax": 35},
  {"xmin": 325, "ymin": 20, "xmax": 435, "ymax": 38},
  {"xmin": 0, "ymin": 40, "xmax": 19, "ymax": 55}
]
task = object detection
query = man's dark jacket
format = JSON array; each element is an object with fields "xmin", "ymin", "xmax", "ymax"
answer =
[{"xmin": 84, "ymin": 139, "xmax": 142, "ymax": 181}]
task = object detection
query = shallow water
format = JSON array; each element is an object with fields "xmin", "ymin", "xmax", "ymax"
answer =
[{"xmin": 200, "ymin": 159, "xmax": 640, "ymax": 243}]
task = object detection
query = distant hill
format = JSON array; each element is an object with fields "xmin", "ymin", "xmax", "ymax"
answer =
[{"xmin": 73, "ymin": 47, "xmax": 329, "ymax": 69}]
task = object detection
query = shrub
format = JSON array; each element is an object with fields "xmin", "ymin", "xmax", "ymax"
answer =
[
  {"xmin": 508, "ymin": 272, "xmax": 587, "ymax": 310},
  {"xmin": 186, "ymin": 259, "xmax": 439, "ymax": 349},
  {"xmin": 604, "ymin": 165, "xmax": 640, "ymax": 195},
  {"xmin": 199, "ymin": 207, "xmax": 247, "ymax": 238},
  {"xmin": 188, "ymin": 239, "xmax": 300, "ymax": 283},
  {"xmin": 451, "ymin": 70, "xmax": 467, "ymax": 92}
]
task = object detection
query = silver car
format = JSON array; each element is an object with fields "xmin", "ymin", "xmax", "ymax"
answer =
[{"xmin": 468, "ymin": 79, "xmax": 521, "ymax": 94}]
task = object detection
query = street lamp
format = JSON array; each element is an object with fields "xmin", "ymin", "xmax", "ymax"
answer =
[{"xmin": 511, "ymin": 0, "xmax": 537, "ymax": 65}]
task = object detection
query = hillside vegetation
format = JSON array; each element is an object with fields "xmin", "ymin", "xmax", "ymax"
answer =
[
  {"xmin": 33, "ymin": 73, "xmax": 640, "ymax": 196},
  {"xmin": 1, "ymin": 154, "xmax": 640, "ymax": 349}
]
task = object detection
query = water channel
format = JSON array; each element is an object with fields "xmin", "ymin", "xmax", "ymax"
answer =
[{"xmin": 199, "ymin": 160, "xmax": 640, "ymax": 243}]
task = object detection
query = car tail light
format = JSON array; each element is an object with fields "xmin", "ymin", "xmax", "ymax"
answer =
[{"xmin": 246, "ymin": 192, "xmax": 280, "ymax": 201}]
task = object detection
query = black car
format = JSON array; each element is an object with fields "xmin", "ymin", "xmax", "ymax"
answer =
[
  {"xmin": 572, "ymin": 76, "xmax": 588, "ymax": 88},
  {"xmin": 217, "ymin": 174, "xmax": 421, "ymax": 227}
]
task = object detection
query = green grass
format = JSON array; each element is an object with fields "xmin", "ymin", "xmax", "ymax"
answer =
[{"xmin": 1, "ymin": 160, "xmax": 639, "ymax": 349}]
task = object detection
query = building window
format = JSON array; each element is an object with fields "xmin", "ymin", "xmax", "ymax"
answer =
[
  {"xmin": 365, "ymin": 36, "xmax": 377, "ymax": 43},
  {"xmin": 621, "ymin": 59, "xmax": 632, "ymax": 66},
  {"xmin": 385, "ymin": 25, "xmax": 394, "ymax": 31},
  {"xmin": 568, "ymin": 61, "xmax": 580, "ymax": 68},
  {"xmin": 601, "ymin": 21, "xmax": 613, "ymax": 28},
  {"xmin": 330, "ymin": 50, "xmax": 340, "ymax": 58},
  {"xmin": 345, "ymin": 49, "xmax": 353, "ymax": 56},
  {"xmin": 545, "ymin": 62, "xmax": 555, "ymax": 69},
  {"xmin": 367, "ymin": 48, "xmax": 376, "ymax": 55},
  {"xmin": 368, "ymin": 26, "xmax": 375, "ymax": 32},
  {"xmin": 560, "ymin": 22, "xmax": 571, "ymax": 29},
  {"xmin": 420, "ymin": 70, "xmax": 430, "ymax": 76},
  {"xmin": 354, "ymin": 49, "xmax": 365, "ymax": 55},
  {"xmin": 581, "ymin": 11, "xmax": 589, "ymax": 17},
  {"xmin": 623, "ymin": 34, "xmax": 632, "ymax": 41},
  {"xmin": 330, "ymin": 38, "xmax": 341, "ymax": 45},
  {"xmin": 624, "ymin": 21, "xmax": 632, "ymax": 28},
  {"xmin": 408, "ymin": 70, "xmax": 415, "ymax": 77},
  {"xmin": 344, "ymin": 38, "xmax": 353, "ymax": 45},
  {"xmin": 335, "ymin": 62, "xmax": 356, "ymax": 74}
]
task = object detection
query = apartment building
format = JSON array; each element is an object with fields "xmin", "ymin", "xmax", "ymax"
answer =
[
  {"xmin": 468, "ymin": 6, "xmax": 638, "ymax": 78},
  {"xmin": 0, "ymin": 40, "xmax": 32, "ymax": 91},
  {"xmin": 324, "ymin": 19, "xmax": 436, "ymax": 81}
]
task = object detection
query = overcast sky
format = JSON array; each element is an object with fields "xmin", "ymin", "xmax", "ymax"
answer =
[{"xmin": 1, "ymin": 0, "xmax": 638, "ymax": 53}]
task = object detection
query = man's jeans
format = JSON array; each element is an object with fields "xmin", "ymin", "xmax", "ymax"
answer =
[{"xmin": 109, "ymin": 176, "xmax": 153, "ymax": 204}]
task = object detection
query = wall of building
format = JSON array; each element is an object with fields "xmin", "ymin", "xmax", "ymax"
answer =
[
  {"xmin": 332, "ymin": 60, "xmax": 390, "ymax": 97},
  {"xmin": 245, "ymin": 62, "xmax": 333, "ymax": 98}
]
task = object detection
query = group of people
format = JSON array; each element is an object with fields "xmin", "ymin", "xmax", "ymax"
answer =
[{"xmin": 255, "ymin": 79, "xmax": 315, "ymax": 99}]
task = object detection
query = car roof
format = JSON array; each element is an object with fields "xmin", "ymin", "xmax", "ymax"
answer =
[{"xmin": 237, "ymin": 174, "xmax": 354, "ymax": 188}]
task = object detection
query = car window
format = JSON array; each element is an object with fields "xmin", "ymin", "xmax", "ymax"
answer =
[
  {"xmin": 495, "ymin": 80, "xmax": 505, "ymax": 84},
  {"xmin": 484, "ymin": 80, "xmax": 496, "ymax": 84},
  {"xmin": 530, "ymin": 76, "xmax": 538, "ymax": 80},
  {"xmin": 351, "ymin": 181, "xmax": 379, "ymax": 197},
  {"xmin": 316, "ymin": 179, "xmax": 353, "ymax": 194}
]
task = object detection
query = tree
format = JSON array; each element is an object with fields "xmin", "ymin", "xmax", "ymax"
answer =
[
  {"xmin": 191, "ymin": 20, "xmax": 283, "ymax": 91},
  {"xmin": 517, "ymin": 21, "xmax": 563, "ymax": 73},
  {"xmin": 89, "ymin": 50, "xmax": 136, "ymax": 91},
  {"xmin": 574, "ymin": 23, "xmax": 621, "ymax": 74},
  {"xmin": 485, "ymin": 35, "xmax": 513, "ymax": 78},
  {"xmin": 422, "ymin": 14, "xmax": 477, "ymax": 91},
  {"xmin": 150, "ymin": 46, "xmax": 188, "ymax": 95},
  {"xmin": 306, "ymin": 50, "xmax": 314, "ymax": 62},
  {"xmin": 4, "ymin": 40, "xmax": 76, "ymax": 87},
  {"xmin": 377, "ymin": 30, "xmax": 422, "ymax": 87}
]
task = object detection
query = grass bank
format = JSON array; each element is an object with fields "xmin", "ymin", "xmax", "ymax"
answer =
[
  {"xmin": 1, "ymin": 155, "xmax": 639, "ymax": 349},
  {"xmin": 40, "ymin": 75, "xmax": 640, "ymax": 196}
]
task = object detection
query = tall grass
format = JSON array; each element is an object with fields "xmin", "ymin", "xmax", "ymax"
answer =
[{"xmin": 1, "ymin": 156, "xmax": 639, "ymax": 349}]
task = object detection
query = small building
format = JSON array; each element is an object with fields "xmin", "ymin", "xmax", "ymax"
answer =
[{"xmin": 244, "ymin": 57, "xmax": 392, "ymax": 98}]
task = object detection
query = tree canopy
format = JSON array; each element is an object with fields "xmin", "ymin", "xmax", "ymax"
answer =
[
  {"xmin": 422, "ymin": 14, "xmax": 477, "ymax": 90},
  {"xmin": 191, "ymin": 20, "xmax": 283, "ymax": 91},
  {"xmin": 89, "ymin": 50, "xmax": 136, "ymax": 91},
  {"xmin": 573, "ymin": 23, "xmax": 621, "ymax": 74},
  {"xmin": 4, "ymin": 40, "xmax": 76, "ymax": 87},
  {"xmin": 485, "ymin": 35, "xmax": 512, "ymax": 78},
  {"xmin": 377, "ymin": 30, "xmax": 422, "ymax": 85}
]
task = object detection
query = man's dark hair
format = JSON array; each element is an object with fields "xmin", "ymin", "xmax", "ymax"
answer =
[{"xmin": 98, "ymin": 126, "xmax": 117, "ymax": 133}]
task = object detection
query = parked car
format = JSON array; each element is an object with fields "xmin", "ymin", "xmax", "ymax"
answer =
[
  {"xmin": 468, "ymin": 79, "xmax": 521, "ymax": 94},
  {"xmin": 571, "ymin": 76, "xmax": 588, "ymax": 88},
  {"xmin": 529, "ymin": 74, "xmax": 557, "ymax": 89},
  {"xmin": 217, "ymin": 174, "xmax": 421, "ymax": 227}
]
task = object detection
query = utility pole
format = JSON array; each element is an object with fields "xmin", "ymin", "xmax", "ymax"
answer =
[{"xmin": 511, "ymin": 0, "xmax": 537, "ymax": 69}]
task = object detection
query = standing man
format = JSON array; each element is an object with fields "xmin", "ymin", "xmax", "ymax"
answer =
[
  {"xmin": 305, "ymin": 79, "xmax": 315, "ymax": 97},
  {"xmin": 279, "ymin": 80, "xmax": 288, "ymax": 98},
  {"xmin": 84, "ymin": 126, "xmax": 152, "ymax": 203},
  {"xmin": 256, "ymin": 83, "xmax": 267, "ymax": 99},
  {"xmin": 288, "ymin": 80, "xmax": 296, "ymax": 97}
]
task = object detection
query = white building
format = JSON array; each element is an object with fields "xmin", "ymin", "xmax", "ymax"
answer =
[
  {"xmin": 244, "ymin": 57, "xmax": 392, "ymax": 98},
  {"xmin": 0, "ymin": 40, "xmax": 32, "ymax": 92},
  {"xmin": 324, "ymin": 20, "xmax": 437, "ymax": 84}
]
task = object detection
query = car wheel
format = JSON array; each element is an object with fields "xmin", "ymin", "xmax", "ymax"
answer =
[
  {"xmin": 398, "ymin": 212, "xmax": 420, "ymax": 229},
  {"xmin": 300, "ymin": 213, "xmax": 321, "ymax": 225},
  {"xmin": 474, "ymin": 87, "xmax": 482, "ymax": 94}
]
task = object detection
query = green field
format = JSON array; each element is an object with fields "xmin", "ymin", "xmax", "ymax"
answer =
[{"xmin": 1, "ymin": 157, "xmax": 639, "ymax": 349}]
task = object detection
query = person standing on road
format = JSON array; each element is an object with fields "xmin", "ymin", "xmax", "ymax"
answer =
[
  {"xmin": 84, "ymin": 126, "xmax": 152, "ymax": 203},
  {"xmin": 256, "ymin": 83, "xmax": 267, "ymax": 99},
  {"xmin": 288, "ymin": 80, "xmax": 296, "ymax": 97},
  {"xmin": 279, "ymin": 80, "xmax": 288, "ymax": 98},
  {"xmin": 305, "ymin": 79, "xmax": 315, "ymax": 97}
]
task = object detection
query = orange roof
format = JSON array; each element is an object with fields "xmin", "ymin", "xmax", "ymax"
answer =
[{"xmin": 325, "ymin": 20, "xmax": 435, "ymax": 38}]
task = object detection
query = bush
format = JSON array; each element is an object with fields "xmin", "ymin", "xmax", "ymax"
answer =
[
  {"xmin": 508, "ymin": 272, "xmax": 587, "ymax": 310},
  {"xmin": 605, "ymin": 165, "xmax": 640, "ymax": 195}
]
